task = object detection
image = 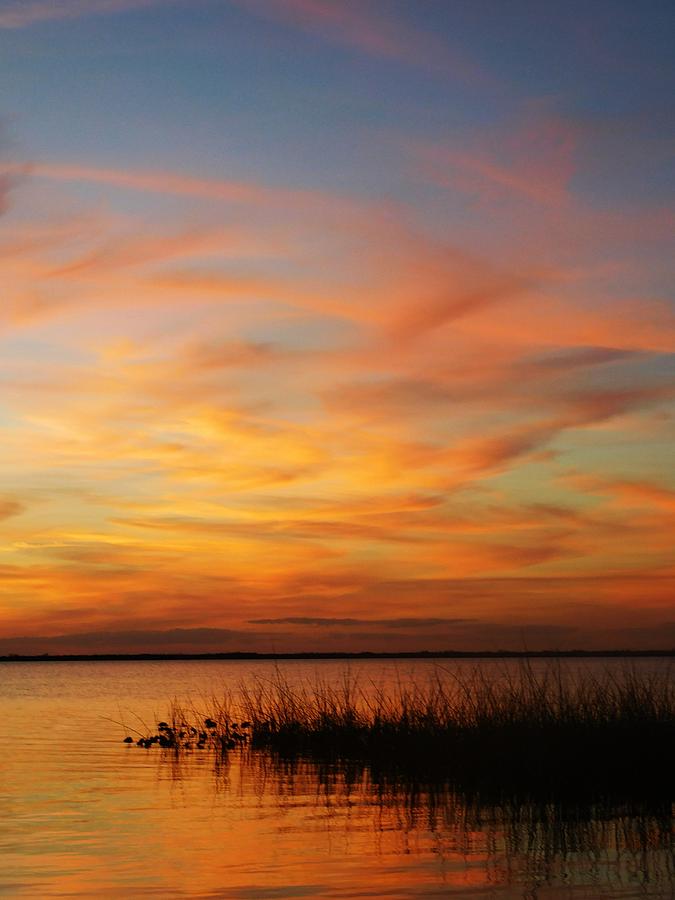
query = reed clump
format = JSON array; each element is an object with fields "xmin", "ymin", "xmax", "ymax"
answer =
[
  {"xmin": 235, "ymin": 663, "xmax": 674, "ymax": 794},
  {"xmin": 124, "ymin": 663, "xmax": 674, "ymax": 796}
]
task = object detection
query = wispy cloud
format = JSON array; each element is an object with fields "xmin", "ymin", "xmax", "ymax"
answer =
[
  {"xmin": 235, "ymin": 0, "xmax": 493, "ymax": 84},
  {"xmin": 249, "ymin": 616, "xmax": 471, "ymax": 628},
  {"xmin": 0, "ymin": 127, "xmax": 22, "ymax": 214},
  {"xmin": 0, "ymin": 627, "xmax": 261, "ymax": 654},
  {"xmin": 415, "ymin": 114, "xmax": 578, "ymax": 207},
  {"xmin": 0, "ymin": 169, "xmax": 12, "ymax": 214},
  {"xmin": 2, "ymin": 49, "xmax": 674, "ymax": 653},
  {"xmin": 5, "ymin": 607, "xmax": 675, "ymax": 654},
  {"xmin": 0, "ymin": 0, "xmax": 166, "ymax": 29},
  {"xmin": 23, "ymin": 161, "xmax": 358, "ymax": 214}
]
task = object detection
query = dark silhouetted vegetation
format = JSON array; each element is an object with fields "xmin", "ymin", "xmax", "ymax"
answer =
[{"xmin": 122, "ymin": 662, "xmax": 674, "ymax": 799}]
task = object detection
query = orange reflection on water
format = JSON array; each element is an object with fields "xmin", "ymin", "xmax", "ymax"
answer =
[{"xmin": 1, "ymin": 661, "xmax": 673, "ymax": 898}]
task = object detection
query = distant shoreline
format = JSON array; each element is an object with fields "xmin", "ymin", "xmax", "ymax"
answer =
[{"xmin": 1, "ymin": 649, "xmax": 674, "ymax": 662}]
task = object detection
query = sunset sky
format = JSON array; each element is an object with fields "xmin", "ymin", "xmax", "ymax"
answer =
[{"xmin": 1, "ymin": 0, "xmax": 674, "ymax": 654}]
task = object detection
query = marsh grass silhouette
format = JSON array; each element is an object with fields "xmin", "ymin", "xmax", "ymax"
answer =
[{"xmin": 124, "ymin": 662, "xmax": 674, "ymax": 799}]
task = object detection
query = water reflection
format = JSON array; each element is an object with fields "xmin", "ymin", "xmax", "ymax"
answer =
[
  {"xmin": 1, "ymin": 660, "xmax": 673, "ymax": 897},
  {"xmin": 156, "ymin": 746, "xmax": 675, "ymax": 898}
]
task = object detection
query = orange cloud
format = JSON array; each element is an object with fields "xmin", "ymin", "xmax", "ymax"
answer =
[
  {"xmin": 385, "ymin": 269, "xmax": 531, "ymax": 344},
  {"xmin": 454, "ymin": 293, "xmax": 675, "ymax": 354},
  {"xmin": 0, "ymin": 498, "xmax": 24, "ymax": 520},
  {"xmin": 565, "ymin": 474, "xmax": 675, "ymax": 512},
  {"xmin": 1, "ymin": 123, "xmax": 674, "ymax": 651}
]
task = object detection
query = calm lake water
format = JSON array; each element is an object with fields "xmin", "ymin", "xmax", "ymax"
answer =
[{"xmin": 0, "ymin": 659, "xmax": 673, "ymax": 898}]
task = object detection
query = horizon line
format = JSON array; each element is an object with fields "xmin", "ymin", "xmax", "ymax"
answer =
[{"xmin": 2, "ymin": 649, "xmax": 674, "ymax": 663}]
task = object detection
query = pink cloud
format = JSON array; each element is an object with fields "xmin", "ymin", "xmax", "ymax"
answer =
[
  {"xmin": 0, "ymin": 0, "xmax": 166, "ymax": 29},
  {"xmin": 236, "ymin": 0, "xmax": 493, "ymax": 84},
  {"xmin": 27, "ymin": 162, "xmax": 326, "ymax": 210},
  {"xmin": 415, "ymin": 114, "xmax": 578, "ymax": 207}
]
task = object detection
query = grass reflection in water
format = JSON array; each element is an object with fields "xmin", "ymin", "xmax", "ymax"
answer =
[
  {"xmin": 147, "ymin": 746, "xmax": 675, "ymax": 897},
  {"xmin": 121, "ymin": 662, "xmax": 674, "ymax": 896}
]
